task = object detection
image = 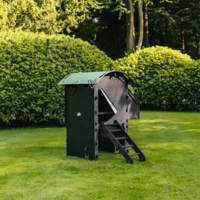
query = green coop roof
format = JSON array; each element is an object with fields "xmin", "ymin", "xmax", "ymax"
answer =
[{"xmin": 58, "ymin": 71, "xmax": 113, "ymax": 85}]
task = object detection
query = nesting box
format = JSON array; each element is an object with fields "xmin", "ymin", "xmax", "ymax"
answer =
[{"xmin": 58, "ymin": 71, "xmax": 145, "ymax": 163}]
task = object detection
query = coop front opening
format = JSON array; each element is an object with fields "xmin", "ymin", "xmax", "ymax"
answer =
[{"xmin": 98, "ymin": 89, "xmax": 117, "ymax": 122}]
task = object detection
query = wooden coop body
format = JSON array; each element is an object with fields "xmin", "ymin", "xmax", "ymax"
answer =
[{"xmin": 58, "ymin": 71, "xmax": 145, "ymax": 163}]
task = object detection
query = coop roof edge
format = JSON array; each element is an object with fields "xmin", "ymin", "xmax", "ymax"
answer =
[{"xmin": 58, "ymin": 71, "xmax": 134, "ymax": 86}]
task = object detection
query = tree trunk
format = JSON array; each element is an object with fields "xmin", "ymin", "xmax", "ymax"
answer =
[
  {"xmin": 165, "ymin": 20, "xmax": 170, "ymax": 47},
  {"xmin": 165, "ymin": 1, "xmax": 170, "ymax": 47},
  {"xmin": 152, "ymin": 25, "xmax": 155, "ymax": 46},
  {"xmin": 198, "ymin": 36, "xmax": 200, "ymax": 59},
  {"xmin": 137, "ymin": 0, "xmax": 144, "ymax": 50},
  {"xmin": 179, "ymin": 0, "xmax": 185, "ymax": 54},
  {"xmin": 124, "ymin": 0, "xmax": 135, "ymax": 53},
  {"xmin": 181, "ymin": 26, "xmax": 185, "ymax": 54},
  {"xmin": 143, "ymin": 3, "xmax": 149, "ymax": 47}
]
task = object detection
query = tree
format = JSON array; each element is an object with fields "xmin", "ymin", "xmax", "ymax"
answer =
[
  {"xmin": 143, "ymin": 2, "xmax": 149, "ymax": 47},
  {"xmin": 57, "ymin": 0, "xmax": 101, "ymax": 33},
  {"xmin": 84, "ymin": 0, "xmax": 200, "ymax": 58},
  {"xmin": 137, "ymin": 0, "xmax": 144, "ymax": 50},
  {"xmin": 8, "ymin": 0, "xmax": 61, "ymax": 33},
  {"xmin": 109, "ymin": 0, "xmax": 151, "ymax": 53},
  {"xmin": 0, "ymin": 0, "xmax": 9, "ymax": 31},
  {"xmin": 0, "ymin": 0, "xmax": 100, "ymax": 33},
  {"xmin": 124, "ymin": 0, "xmax": 135, "ymax": 53},
  {"xmin": 97, "ymin": 0, "xmax": 148, "ymax": 53},
  {"xmin": 1, "ymin": 0, "xmax": 199, "ymax": 59},
  {"xmin": 144, "ymin": 0, "xmax": 200, "ymax": 59},
  {"xmin": 69, "ymin": 0, "xmax": 151, "ymax": 57}
]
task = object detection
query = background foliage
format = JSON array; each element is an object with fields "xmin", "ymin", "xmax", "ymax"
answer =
[
  {"xmin": 0, "ymin": 31, "xmax": 114, "ymax": 125},
  {"xmin": 1, "ymin": 0, "xmax": 200, "ymax": 59},
  {"xmin": 0, "ymin": 0, "xmax": 100, "ymax": 33},
  {"xmin": 115, "ymin": 46, "xmax": 200, "ymax": 112},
  {"xmin": 0, "ymin": 31, "xmax": 199, "ymax": 126},
  {"xmin": 70, "ymin": 0, "xmax": 200, "ymax": 60}
]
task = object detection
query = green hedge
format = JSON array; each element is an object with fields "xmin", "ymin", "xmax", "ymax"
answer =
[
  {"xmin": 0, "ymin": 31, "xmax": 114, "ymax": 125},
  {"xmin": 115, "ymin": 46, "xmax": 200, "ymax": 112},
  {"xmin": 1, "ymin": 34, "xmax": 199, "ymax": 126}
]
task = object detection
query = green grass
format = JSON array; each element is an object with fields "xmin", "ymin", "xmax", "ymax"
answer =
[{"xmin": 0, "ymin": 111, "xmax": 200, "ymax": 200}]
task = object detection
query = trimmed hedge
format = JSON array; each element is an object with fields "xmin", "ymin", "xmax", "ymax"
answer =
[
  {"xmin": 115, "ymin": 46, "xmax": 200, "ymax": 112},
  {"xmin": 1, "ymin": 34, "xmax": 199, "ymax": 126},
  {"xmin": 0, "ymin": 31, "xmax": 114, "ymax": 125}
]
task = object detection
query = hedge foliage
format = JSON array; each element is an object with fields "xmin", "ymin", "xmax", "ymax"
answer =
[
  {"xmin": 1, "ymin": 33, "xmax": 199, "ymax": 126},
  {"xmin": 0, "ymin": 31, "xmax": 114, "ymax": 125},
  {"xmin": 115, "ymin": 46, "xmax": 200, "ymax": 112}
]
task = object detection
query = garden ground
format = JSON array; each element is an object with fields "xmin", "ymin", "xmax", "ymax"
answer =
[{"xmin": 0, "ymin": 111, "xmax": 200, "ymax": 200}]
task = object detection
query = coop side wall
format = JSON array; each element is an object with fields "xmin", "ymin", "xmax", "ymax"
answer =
[
  {"xmin": 95, "ymin": 74, "xmax": 140, "ymax": 153},
  {"xmin": 65, "ymin": 85, "xmax": 97, "ymax": 160}
]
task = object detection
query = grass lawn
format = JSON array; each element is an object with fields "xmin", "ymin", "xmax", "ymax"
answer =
[{"xmin": 0, "ymin": 111, "xmax": 200, "ymax": 200}]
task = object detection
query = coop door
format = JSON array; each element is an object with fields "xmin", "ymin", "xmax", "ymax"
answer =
[{"xmin": 98, "ymin": 89, "xmax": 117, "ymax": 123}]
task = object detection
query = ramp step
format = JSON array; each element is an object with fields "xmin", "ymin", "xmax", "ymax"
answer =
[
  {"xmin": 104, "ymin": 123, "xmax": 118, "ymax": 126},
  {"xmin": 122, "ymin": 145, "xmax": 134, "ymax": 148},
  {"xmin": 111, "ymin": 129, "xmax": 122, "ymax": 132},
  {"xmin": 100, "ymin": 120, "xmax": 146, "ymax": 164},
  {"xmin": 98, "ymin": 112, "xmax": 113, "ymax": 115},
  {"xmin": 129, "ymin": 153, "xmax": 140, "ymax": 156},
  {"xmin": 116, "ymin": 137, "xmax": 128, "ymax": 140}
]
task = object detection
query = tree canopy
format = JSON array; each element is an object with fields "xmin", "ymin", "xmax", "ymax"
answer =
[{"xmin": 0, "ymin": 0, "xmax": 199, "ymax": 59}]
